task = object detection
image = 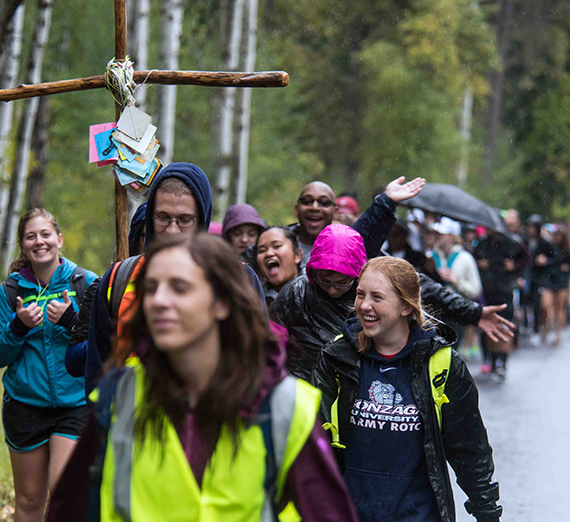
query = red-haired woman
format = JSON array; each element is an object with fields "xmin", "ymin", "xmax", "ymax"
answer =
[{"xmin": 313, "ymin": 256, "xmax": 502, "ymax": 522}]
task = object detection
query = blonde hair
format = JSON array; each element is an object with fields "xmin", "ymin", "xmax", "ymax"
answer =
[
  {"xmin": 357, "ymin": 256, "xmax": 425, "ymax": 352},
  {"xmin": 9, "ymin": 208, "xmax": 61, "ymax": 273}
]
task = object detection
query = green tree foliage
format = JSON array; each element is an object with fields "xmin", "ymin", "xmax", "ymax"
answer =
[
  {"xmin": 6, "ymin": 0, "xmax": 570, "ymax": 272},
  {"xmin": 488, "ymin": 0, "xmax": 570, "ymax": 220}
]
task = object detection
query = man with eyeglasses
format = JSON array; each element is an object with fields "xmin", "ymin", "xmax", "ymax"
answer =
[
  {"xmin": 292, "ymin": 177, "xmax": 426, "ymax": 268},
  {"xmin": 81, "ymin": 163, "xmax": 265, "ymax": 397}
]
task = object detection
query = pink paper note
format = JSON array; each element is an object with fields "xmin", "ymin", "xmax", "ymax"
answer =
[{"xmin": 89, "ymin": 122, "xmax": 117, "ymax": 163}]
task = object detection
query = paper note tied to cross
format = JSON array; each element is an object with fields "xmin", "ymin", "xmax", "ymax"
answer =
[{"xmin": 89, "ymin": 122, "xmax": 117, "ymax": 163}]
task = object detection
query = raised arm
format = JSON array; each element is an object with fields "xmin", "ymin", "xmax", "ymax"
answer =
[{"xmin": 353, "ymin": 177, "xmax": 425, "ymax": 259}]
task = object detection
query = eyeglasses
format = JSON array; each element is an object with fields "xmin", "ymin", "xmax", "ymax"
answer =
[
  {"xmin": 313, "ymin": 273, "xmax": 355, "ymax": 290},
  {"xmin": 297, "ymin": 197, "xmax": 334, "ymax": 208},
  {"xmin": 153, "ymin": 214, "xmax": 198, "ymax": 230}
]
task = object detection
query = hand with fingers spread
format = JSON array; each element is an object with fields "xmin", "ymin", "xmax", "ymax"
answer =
[
  {"xmin": 16, "ymin": 297, "xmax": 43, "ymax": 329},
  {"xmin": 385, "ymin": 176, "xmax": 426, "ymax": 203},
  {"xmin": 47, "ymin": 290, "xmax": 72, "ymax": 324},
  {"xmin": 478, "ymin": 304, "xmax": 515, "ymax": 343}
]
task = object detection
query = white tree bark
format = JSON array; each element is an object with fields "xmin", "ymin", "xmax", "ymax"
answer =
[
  {"xmin": 216, "ymin": 0, "xmax": 246, "ymax": 216},
  {"xmin": 1, "ymin": 0, "xmax": 53, "ymax": 274},
  {"xmin": 457, "ymin": 86, "xmax": 473, "ymax": 189},
  {"xmin": 126, "ymin": 0, "xmax": 151, "ymax": 224},
  {"xmin": 130, "ymin": 0, "xmax": 150, "ymax": 110},
  {"xmin": 236, "ymin": 0, "xmax": 258, "ymax": 204},
  {"xmin": 157, "ymin": 0, "xmax": 185, "ymax": 165},
  {"xmin": 0, "ymin": 3, "xmax": 24, "ymax": 244}
]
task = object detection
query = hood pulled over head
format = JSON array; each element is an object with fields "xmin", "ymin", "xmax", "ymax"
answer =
[
  {"xmin": 145, "ymin": 162, "xmax": 212, "ymax": 244},
  {"xmin": 222, "ymin": 204, "xmax": 266, "ymax": 237},
  {"xmin": 306, "ymin": 224, "xmax": 367, "ymax": 285},
  {"xmin": 128, "ymin": 201, "xmax": 147, "ymax": 256}
]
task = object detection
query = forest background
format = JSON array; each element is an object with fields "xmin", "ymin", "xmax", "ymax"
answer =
[{"xmin": 0, "ymin": 0, "xmax": 570, "ymax": 277}]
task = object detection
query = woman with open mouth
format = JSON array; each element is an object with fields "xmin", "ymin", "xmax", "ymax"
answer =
[{"xmin": 256, "ymin": 226, "xmax": 303, "ymax": 304}]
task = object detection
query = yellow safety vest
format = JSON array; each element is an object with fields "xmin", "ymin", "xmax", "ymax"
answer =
[
  {"xmin": 96, "ymin": 360, "xmax": 320, "ymax": 522},
  {"xmin": 324, "ymin": 340, "xmax": 452, "ymax": 448}
]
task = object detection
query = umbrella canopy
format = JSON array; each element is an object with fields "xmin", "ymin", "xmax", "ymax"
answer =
[{"xmin": 401, "ymin": 183, "xmax": 505, "ymax": 233}]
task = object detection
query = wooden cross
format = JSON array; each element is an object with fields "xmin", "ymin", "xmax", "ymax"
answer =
[{"xmin": 0, "ymin": 0, "xmax": 288, "ymax": 260}]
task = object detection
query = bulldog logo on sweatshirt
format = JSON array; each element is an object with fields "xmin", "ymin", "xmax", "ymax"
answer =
[{"xmin": 368, "ymin": 380, "xmax": 403, "ymax": 405}]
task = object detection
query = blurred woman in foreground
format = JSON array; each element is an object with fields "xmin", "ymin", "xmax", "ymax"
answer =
[{"xmin": 47, "ymin": 234, "xmax": 358, "ymax": 522}]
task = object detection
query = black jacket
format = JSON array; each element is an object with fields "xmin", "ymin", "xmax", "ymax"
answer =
[
  {"xmin": 418, "ymin": 273, "xmax": 482, "ymax": 325},
  {"xmin": 312, "ymin": 318, "xmax": 501, "ymax": 522},
  {"xmin": 270, "ymin": 274, "xmax": 356, "ymax": 381},
  {"xmin": 473, "ymin": 235, "xmax": 522, "ymax": 299}
]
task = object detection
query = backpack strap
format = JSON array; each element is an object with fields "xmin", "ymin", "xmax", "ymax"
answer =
[
  {"xmin": 70, "ymin": 266, "xmax": 88, "ymax": 307},
  {"xmin": 447, "ymin": 251, "xmax": 460, "ymax": 268},
  {"xmin": 429, "ymin": 346, "xmax": 452, "ymax": 430},
  {"xmin": 2, "ymin": 278, "xmax": 20, "ymax": 312},
  {"xmin": 87, "ymin": 367, "xmax": 127, "ymax": 522},
  {"xmin": 109, "ymin": 255, "xmax": 143, "ymax": 321},
  {"xmin": 256, "ymin": 397, "xmax": 279, "ymax": 522}
]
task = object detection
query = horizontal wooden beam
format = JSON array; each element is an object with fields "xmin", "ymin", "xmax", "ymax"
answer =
[{"xmin": 0, "ymin": 70, "xmax": 290, "ymax": 102}]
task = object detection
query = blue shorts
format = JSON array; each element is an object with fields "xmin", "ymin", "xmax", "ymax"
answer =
[{"xmin": 2, "ymin": 393, "xmax": 87, "ymax": 453}]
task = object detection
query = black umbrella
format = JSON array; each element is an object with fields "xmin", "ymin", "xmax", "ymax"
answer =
[{"xmin": 401, "ymin": 183, "xmax": 505, "ymax": 233}]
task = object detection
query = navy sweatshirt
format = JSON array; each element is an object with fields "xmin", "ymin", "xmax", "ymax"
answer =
[{"xmin": 343, "ymin": 323, "xmax": 440, "ymax": 522}]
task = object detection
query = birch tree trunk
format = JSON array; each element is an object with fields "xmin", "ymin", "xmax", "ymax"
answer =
[
  {"xmin": 157, "ymin": 0, "xmax": 185, "ymax": 165},
  {"xmin": 215, "ymin": 0, "xmax": 245, "ymax": 216},
  {"xmin": 235, "ymin": 0, "xmax": 259, "ymax": 204},
  {"xmin": 457, "ymin": 86, "xmax": 473, "ymax": 189},
  {"xmin": 126, "ymin": 0, "xmax": 150, "ymax": 223},
  {"xmin": 130, "ymin": 0, "xmax": 150, "ymax": 110},
  {"xmin": 26, "ymin": 94, "xmax": 49, "ymax": 210},
  {"xmin": 0, "ymin": 0, "xmax": 24, "ymax": 58},
  {"xmin": 0, "ymin": 0, "xmax": 53, "ymax": 274},
  {"xmin": 0, "ymin": 3, "xmax": 24, "ymax": 244}
]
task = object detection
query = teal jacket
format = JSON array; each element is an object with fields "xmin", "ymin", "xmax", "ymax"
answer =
[{"xmin": 0, "ymin": 258, "xmax": 97, "ymax": 408}]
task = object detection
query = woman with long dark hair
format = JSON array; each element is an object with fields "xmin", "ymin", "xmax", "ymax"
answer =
[
  {"xmin": 313, "ymin": 257, "xmax": 502, "ymax": 522},
  {"xmin": 47, "ymin": 233, "xmax": 358, "ymax": 522},
  {"xmin": 0, "ymin": 208, "xmax": 97, "ymax": 522}
]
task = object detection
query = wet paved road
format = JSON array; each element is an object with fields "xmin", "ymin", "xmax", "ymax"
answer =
[{"xmin": 452, "ymin": 331, "xmax": 570, "ymax": 521}]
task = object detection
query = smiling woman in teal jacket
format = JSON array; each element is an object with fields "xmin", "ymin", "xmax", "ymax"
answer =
[{"xmin": 0, "ymin": 208, "xmax": 97, "ymax": 522}]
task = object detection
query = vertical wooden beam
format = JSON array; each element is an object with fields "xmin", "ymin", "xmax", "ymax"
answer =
[{"xmin": 114, "ymin": 0, "xmax": 128, "ymax": 260}]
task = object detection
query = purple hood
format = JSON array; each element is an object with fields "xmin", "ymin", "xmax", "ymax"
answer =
[
  {"xmin": 222, "ymin": 204, "xmax": 266, "ymax": 237},
  {"xmin": 306, "ymin": 224, "xmax": 367, "ymax": 285}
]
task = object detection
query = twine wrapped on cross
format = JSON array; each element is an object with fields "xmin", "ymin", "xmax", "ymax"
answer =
[{"xmin": 106, "ymin": 57, "xmax": 137, "ymax": 107}]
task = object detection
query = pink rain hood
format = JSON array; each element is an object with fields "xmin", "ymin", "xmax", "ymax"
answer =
[{"xmin": 306, "ymin": 224, "xmax": 367, "ymax": 285}]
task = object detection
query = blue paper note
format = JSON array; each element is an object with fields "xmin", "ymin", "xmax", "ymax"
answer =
[
  {"xmin": 94, "ymin": 129, "xmax": 118, "ymax": 160},
  {"xmin": 111, "ymin": 136, "xmax": 138, "ymax": 162}
]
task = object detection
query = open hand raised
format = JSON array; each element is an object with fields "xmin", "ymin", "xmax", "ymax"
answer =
[{"xmin": 385, "ymin": 176, "xmax": 425, "ymax": 203}]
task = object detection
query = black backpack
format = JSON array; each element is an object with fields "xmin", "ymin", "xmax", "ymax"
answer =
[{"xmin": 2, "ymin": 266, "xmax": 88, "ymax": 312}]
